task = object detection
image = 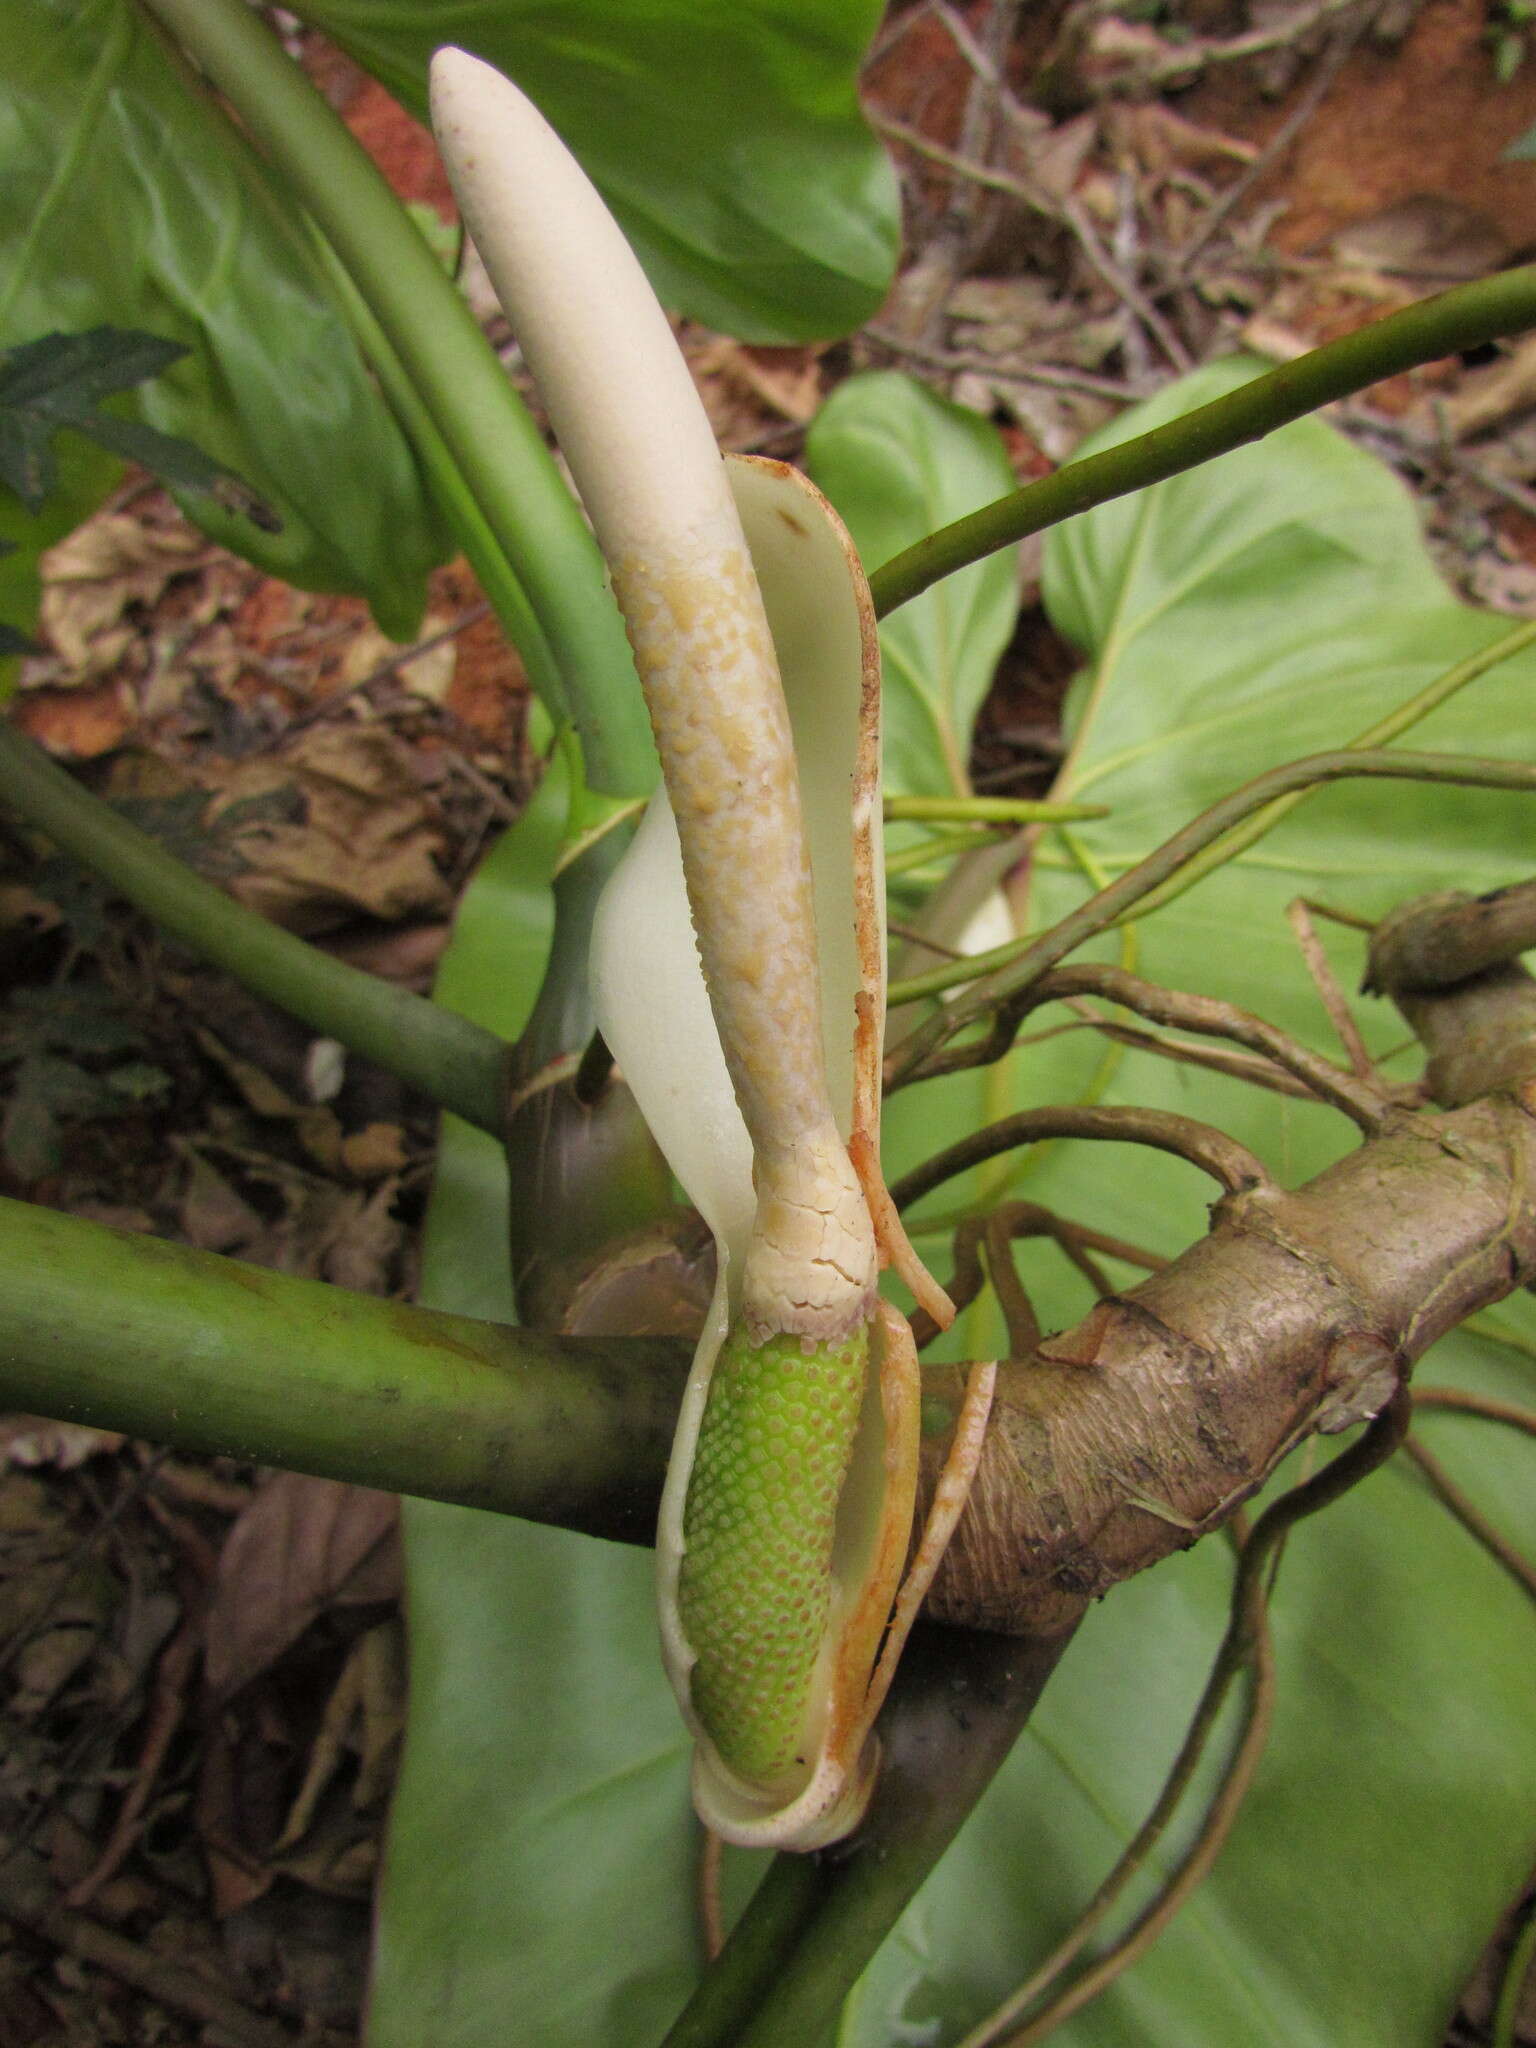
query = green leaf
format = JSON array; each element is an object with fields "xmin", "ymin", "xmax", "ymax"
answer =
[
  {"xmin": 1, "ymin": 0, "xmax": 448, "ymax": 636},
  {"xmin": 0, "ymin": 327, "xmax": 270, "ymax": 521},
  {"xmin": 286, "ymin": 0, "xmax": 900, "ymax": 344},
  {"xmin": 857, "ymin": 359, "xmax": 1536, "ymax": 2042},
  {"xmin": 807, "ymin": 371, "xmax": 1021, "ymax": 801}
]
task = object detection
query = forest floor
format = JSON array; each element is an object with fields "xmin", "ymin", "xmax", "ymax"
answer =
[{"xmin": 1, "ymin": 1, "xmax": 1533, "ymax": 2041}]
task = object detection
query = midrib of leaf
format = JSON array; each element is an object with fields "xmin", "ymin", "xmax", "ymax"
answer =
[
  {"xmin": 1051, "ymin": 489, "xmax": 1157, "ymax": 803},
  {"xmin": 882, "ymin": 630, "xmax": 971, "ymax": 797},
  {"xmin": 0, "ymin": 8, "xmax": 131, "ymax": 331}
]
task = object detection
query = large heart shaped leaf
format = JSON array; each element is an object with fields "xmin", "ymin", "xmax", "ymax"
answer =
[
  {"xmin": 807, "ymin": 371, "xmax": 1020, "ymax": 800},
  {"xmin": 851, "ymin": 360, "xmax": 1536, "ymax": 2044},
  {"xmin": 3, "ymin": 0, "xmax": 450, "ymax": 637},
  {"xmin": 289, "ymin": 0, "xmax": 899, "ymax": 344}
]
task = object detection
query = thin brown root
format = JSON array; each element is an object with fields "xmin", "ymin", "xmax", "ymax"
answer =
[
  {"xmin": 850, "ymin": 1126, "xmax": 956, "ymax": 1330},
  {"xmin": 1404, "ymin": 1435, "xmax": 1536, "ymax": 1606},
  {"xmin": 957, "ymin": 1396, "xmax": 1410, "ymax": 2048},
  {"xmin": 696, "ymin": 1823, "xmax": 726, "ymax": 1962},
  {"xmin": 1285, "ymin": 897, "xmax": 1377, "ymax": 1080},
  {"xmin": 856, "ymin": 1360, "xmax": 996, "ymax": 1750},
  {"xmin": 1413, "ymin": 1387, "xmax": 1536, "ymax": 1438}
]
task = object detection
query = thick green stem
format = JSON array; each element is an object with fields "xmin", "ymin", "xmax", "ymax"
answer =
[
  {"xmin": 135, "ymin": 0, "xmax": 654, "ymax": 797},
  {"xmin": 870, "ymin": 265, "xmax": 1536, "ymax": 617},
  {"xmin": 0, "ymin": 1194, "xmax": 687, "ymax": 1544},
  {"xmin": 0, "ymin": 723, "xmax": 509, "ymax": 1133},
  {"xmin": 306, "ymin": 232, "xmax": 566, "ymax": 713}
]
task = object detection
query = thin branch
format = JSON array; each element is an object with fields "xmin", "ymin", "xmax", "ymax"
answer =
[
  {"xmin": 887, "ymin": 750, "xmax": 1536, "ymax": 1087},
  {"xmin": 890, "ymin": 1104, "xmax": 1272, "ymax": 1215},
  {"xmin": 864, "ymin": 325, "xmax": 1141, "ymax": 403},
  {"xmin": 1174, "ymin": 8, "xmax": 1365, "ymax": 272},
  {"xmin": 0, "ymin": 723, "xmax": 511, "ymax": 1134},
  {"xmin": 868, "ymin": 267, "xmax": 1536, "ymax": 618}
]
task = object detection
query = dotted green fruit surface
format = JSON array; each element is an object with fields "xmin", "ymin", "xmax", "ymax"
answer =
[{"xmin": 678, "ymin": 1323, "xmax": 867, "ymax": 1785}]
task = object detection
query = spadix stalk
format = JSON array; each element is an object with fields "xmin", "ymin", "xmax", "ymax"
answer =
[{"xmin": 431, "ymin": 50, "xmax": 874, "ymax": 1350}]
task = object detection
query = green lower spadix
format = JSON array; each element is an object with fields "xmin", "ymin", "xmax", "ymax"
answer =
[{"xmin": 678, "ymin": 1323, "xmax": 868, "ymax": 1786}]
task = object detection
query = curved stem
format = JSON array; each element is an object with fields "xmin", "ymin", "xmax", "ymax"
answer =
[
  {"xmin": 0, "ymin": 1192, "xmax": 688, "ymax": 1545},
  {"xmin": 869, "ymin": 268, "xmax": 1536, "ymax": 617},
  {"xmin": 889, "ymin": 1104, "xmax": 1271, "ymax": 1214},
  {"xmin": 888, "ymin": 751, "xmax": 1536, "ymax": 1086},
  {"xmin": 136, "ymin": 0, "xmax": 653, "ymax": 797},
  {"xmin": 0, "ymin": 723, "xmax": 510, "ymax": 1132}
]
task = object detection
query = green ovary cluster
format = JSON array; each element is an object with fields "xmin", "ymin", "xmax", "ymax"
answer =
[{"xmin": 678, "ymin": 1323, "xmax": 868, "ymax": 1787}]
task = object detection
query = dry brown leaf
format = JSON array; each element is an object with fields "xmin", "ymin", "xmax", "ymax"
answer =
[
  {"xmin": 0, "ymin": 1417, "xmax": 125, "ymax": 1470},
  {"xmin": 176, "ymin": 1148, "xmax": 266, "ymax": 1255},
  {"xmin": 273, "ymin": 1618, "xmax": 405, "ymax": 1852},
  {"xmin": 36, "ymin": 511, "xmax": 209, "ymax": 679},
  {"xmin": 204, "ymin": 1475, "xmax": 400, "ymax": 1702},
  {"xmin": 320, "ymin": 1178, "xmax": 403, "ymax": 1295},
  {"xmin": 337, "ymin": 1122, "xmax": 408, "ymax": 1183},
  {"xmin": 337, "ymin": 614, "xmax": 456, "ymax": 704},
  {"xmin": 211, "ymin": 725, "xmax": 451, "ymax": 933}
]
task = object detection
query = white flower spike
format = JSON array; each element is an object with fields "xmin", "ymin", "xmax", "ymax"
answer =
[{"xmin": 431, "ymin": 48, "xmax": 985, "ymax": 1849}]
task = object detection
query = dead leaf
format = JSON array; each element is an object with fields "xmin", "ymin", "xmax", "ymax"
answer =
[
  {"xmin": 337, "ymin": 614, "xmax": 456, "ymax": 704},
  {"xmin": 176, "ymin": 1147, "xmax": 266, "ymax": 1255},
  {"xmin": 337, "ymin": 1123, "xmax": 408, "ymax": 1182},
  {"xmin": 0, "ymin": 1417, "xmax": 124, "ymax": 1470},
  {"xmin": 1332, "ymin": 193, "xmax": 1508, "ymax": 284},
  {"xmin": 211, "ymin": 725, "xmax": 451, "ymax": 934},
  {"xmin": 321, "ymin": 1178, "xmax": 403, "ymax": 1294},
  {"xmin": 204, "ymin": 1475, "xmax": 400, "ymax": 1701},
  {"xmin": 36, "ymin": 511, "xmax": 209, "ymax": 679},
  {"xmin": 11, "ymin": 678, "xmax": 135, "ymax": 760},
  {"xmin": 273, "ymin": 1618, "xmax": 405, "ymax": 1851}
]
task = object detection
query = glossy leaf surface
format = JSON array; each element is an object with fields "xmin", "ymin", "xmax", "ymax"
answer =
[
  {"xmin": 855, "ymin": 360, "xmax": 1536, "ymax": 2044},
  {"xmin": 289, "ymin": 0, "xmax": 900, "ymax": 344},
  {"xmin": 3, "ymin": 0, "xmax": 446, "ymax": 636},
  {"xmin": 807, "ymin": 371, "xmax": 1020, "ymax": 800}
]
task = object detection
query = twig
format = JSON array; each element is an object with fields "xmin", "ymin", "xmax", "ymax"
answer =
[
  {"xmin": 893, "ymin": 961, "xmax": 1390, "ymax": 1131},
  {"xmin": 863, "ymin": 326, "xmax": 1140, "ymax": 402},
  {"xmin": 0, "ymin": 1853, "xmax": 292, "ymax": 2048},
  {"xmin": 65, "ymin": 1619, "xmax": 198, "ymax": 1910},
  {"xmin": 1175, "ymin": 8, "xmax": 1367, "ymax": 273},
  {"xmin": 890, "ymin": 1103, "xmax": 1272, "ymax": 1214},
  {"xmin": 1403, "ymin": 1435, "xmax": 1536, "ymax": 1604}
]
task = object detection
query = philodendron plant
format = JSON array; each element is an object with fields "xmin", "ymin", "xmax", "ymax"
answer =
[
  {"xmin": 2, "ymin": 8, "xmax": 1536, "ymax": 2045},
  {"xmin": 433, "ymin": 49, "xmax": 994, "ymax": 1849}
]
